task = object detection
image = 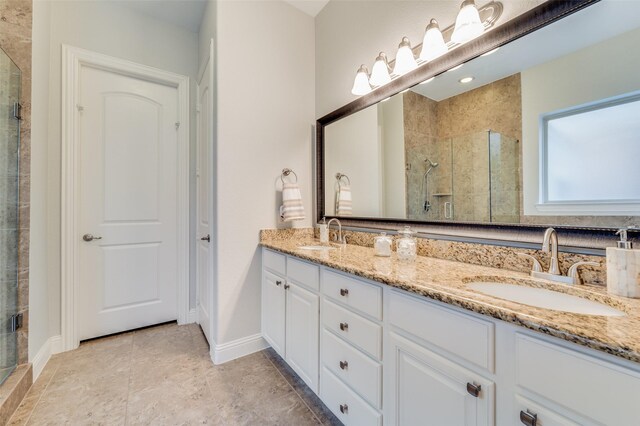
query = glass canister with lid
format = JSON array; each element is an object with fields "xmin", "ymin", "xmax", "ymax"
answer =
[
  {"xmin": 374, "ymin": 232, "xmax": 393, "ymax": 257},
  {"xmin": 396, "ymin": 226, "xmax": 417, "ymax": 261}
]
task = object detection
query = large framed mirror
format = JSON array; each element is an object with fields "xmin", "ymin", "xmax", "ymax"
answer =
[{"xmin": 316, "ymin": 0, "xmax": 640, "ymax": 249}]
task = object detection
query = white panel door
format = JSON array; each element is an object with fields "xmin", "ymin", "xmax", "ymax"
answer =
[
  {"xmin": 196, "ymin": 54, "xmax": 213, "ymax": 344},
  {"xmin": 385, "ymin": 331, "xmax": 495, "ymax": 426},
  {"xmin": 78, "ymin": 65, "xmax": 179, "ymax": 340},
  {"xmin": 285, "ymin": 282, "xmax": 319, "ymax": 393}
]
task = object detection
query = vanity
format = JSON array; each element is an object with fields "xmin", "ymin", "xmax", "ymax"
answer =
[{"xmin": 260, "ymin": 239, "xmax": 640, "ymax": 425}]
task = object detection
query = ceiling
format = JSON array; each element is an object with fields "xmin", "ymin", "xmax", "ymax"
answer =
[
  {"xmin": 118, "ymin": 0, "xmax": 207, "ymax": 32},
  {"xmin": 284, "ymin": 0, "xmax": 330, "ymax": 17}
]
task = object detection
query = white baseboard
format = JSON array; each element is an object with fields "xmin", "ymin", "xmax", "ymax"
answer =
[
  {"xmin": 210, "ymin": 333, "xmax": 268, "ymax": 365},
  {"xmin": 186, "ymin": 308, "xmax": 198, "ymax": 324},
  {"xmin": 31, "ymin": 335, "xmax": 63, "ymax": 381}
]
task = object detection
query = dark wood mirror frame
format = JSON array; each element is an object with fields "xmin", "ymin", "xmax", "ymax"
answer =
[{"xmin": 315, "ymin": 0, "xmax": 640, "ymax": 254}]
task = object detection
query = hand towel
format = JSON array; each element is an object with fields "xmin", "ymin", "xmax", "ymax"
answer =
[
  {"xmin": 280, "ymin": 182, "xmax": 306, "ymax": 222},
  {"xmin": 336, "ymin": 184, "xmax": 353, "ymax": 216}
]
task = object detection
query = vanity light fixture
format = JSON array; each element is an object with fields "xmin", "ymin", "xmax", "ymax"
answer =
[
  {"xmin": 419, "ymin": 19, "xmax": 448, "ymax": 62},
  {"xmin": 459, "ymin": 76, "xmax": 475, "ymax": 83},
  {"xmin": 370, "ymin": 52, "xmax": 392, "ymax": 86},
  {"xmin": 451, "ymin": 0, "xmax": 485, "ymax": 43},
  {"xmin": 393, "ymin": 37, "xmax": 418, "ymax": 76},
  {"xmin": 351, "ymin": 65, "xmax": 372, "ymax": 95}
]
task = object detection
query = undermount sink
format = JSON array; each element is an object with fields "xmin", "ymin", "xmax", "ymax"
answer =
[
  {"xmin": 297, "ymin": 245, "xmax": 336, "ymax": 251},
  {"xmin": 468, "ymin": 282, "xmax": 625, "ymax": 317}
]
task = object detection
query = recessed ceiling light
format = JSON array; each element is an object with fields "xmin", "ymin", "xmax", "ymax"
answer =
[
  {"xmin": 481, "ymin": 47, "xmax": 500, "ymax": 57},
  {"xmin": 447, "ymin": 64, "xmax": 463, "ymax": 72},
  {"xmin": 459, "ymin": 76, "xmax": 474, "ymax": 83},
  {"xmin": 420, "ymin": 77, "xmax": 435, "ymax": 85}
]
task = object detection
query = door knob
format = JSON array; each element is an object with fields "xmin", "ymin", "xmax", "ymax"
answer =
[
  {"xmin": 82, "ymin": 234, "xmax": 102, "ymax": 242},
  {"xmin": 201, "ymin": 234, "xmax": 210, "ymax": 242}
]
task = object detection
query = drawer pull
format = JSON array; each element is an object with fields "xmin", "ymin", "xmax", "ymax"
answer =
[
  {"xmin": 466, "ymin": 382, "xmax": 481, "ymax": 397},
  {"xmin": 340, "ymin": 288, "xmax": 349, "ymax": 296},
  {"xmin": 339, "ymin": 403, "xmax": 349, "ymax": 414},
  {"xmin": 275, "ymin": 280, "xmax": 282, "ymax": 286},
  {"xmin": 339, "ymin": 360, "xmax": 349, "ymax": 370},
  {"xmin": 339, "ymin": 322, "xmax": 349, "ymax": 331},
  {"xmin": 520, "ymin": 410, "xmax": 537, "ymax": 426},
  {"xmin": 284, "ymin": 283, "xmax": 290, "ymax": 290}
]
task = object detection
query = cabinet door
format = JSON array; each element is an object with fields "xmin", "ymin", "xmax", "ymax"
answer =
[
  {"xmin": 262, "ymin": 270, "xmax": 286, "ymax": 357},
  {"xmin": 286, "ymin": 282, "xmax": 320, "ymax": 393},
  {"xmin": 385, "ymin": 332, "xmax": 495, "ymax": 426}
]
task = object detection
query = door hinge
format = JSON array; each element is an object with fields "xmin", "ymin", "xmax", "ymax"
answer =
[
  {"xmin": 175, "ymin": 122, "xmax": 181, "ymax": 130},
  {"xmin": 10, "ymin": 313, "xmax": 23, "ymax": 332},
  {"xmin": 13, "ymin": 102, "xmax": 22, "ymax": 120}
]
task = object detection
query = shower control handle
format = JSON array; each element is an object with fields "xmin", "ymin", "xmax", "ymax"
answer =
[{"xmin": 83, "ymin": 234, "xmax": 102, "ymax": 242}]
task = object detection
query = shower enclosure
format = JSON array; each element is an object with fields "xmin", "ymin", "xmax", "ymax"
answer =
[
  {"xmin": 406, "ymin": 130, "xmax": 520, "ymax": 223},
  {"xmin": 0, "ymin": 48, "xmax": 21, "ymax": 384}
]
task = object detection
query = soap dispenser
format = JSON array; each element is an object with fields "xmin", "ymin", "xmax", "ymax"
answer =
[{"xmin": 606, "ymin": 227, "xmax": 640, "ymax": 298}]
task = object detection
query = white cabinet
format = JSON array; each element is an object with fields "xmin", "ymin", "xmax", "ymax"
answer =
[
  {"xmin": 385, "ymin": 331, "xmax": 495, "ymax": 426},
  {"xmin": 261, "ymin": 249, "xmax": 320, "ymax": 393},
  {"xmin": 262, "ymin": 270, "xmax": 286, "ymax": 357},
  {"xmin": 286, "ymin": 282, "xmax": 319, "ymax": 392}
]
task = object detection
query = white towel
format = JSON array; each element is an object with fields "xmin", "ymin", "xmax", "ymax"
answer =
[
  {"xmin": 280, "ymin": 182, "xmax": 306, "ymax": 222},
  {"xmin": 336, "ymin": 184, "xmax": 353, "ymax": 216}
]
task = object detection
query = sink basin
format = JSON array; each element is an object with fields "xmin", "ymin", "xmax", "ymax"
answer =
[
  {"xmin": 468, "ymin": 282, "xmax": 625, "ymax": 317},
  {"xmin": 297, "ymin": 245, "xmax": 336, "ymax": 251}
]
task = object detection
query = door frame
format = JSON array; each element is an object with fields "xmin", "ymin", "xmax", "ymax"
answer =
[{"xmin": 60, "ymin": 45, "xmax": 190, "ymax": 351}]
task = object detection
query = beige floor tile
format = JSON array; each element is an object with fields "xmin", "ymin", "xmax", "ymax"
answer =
[{"xmin": 10, "ymin": 323, "xmax": 325, "ymax": 425}]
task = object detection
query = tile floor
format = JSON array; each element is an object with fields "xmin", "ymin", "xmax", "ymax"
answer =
[{"xmin": 8, "ymin": 323, "xmax": 340, "ymax": 425}]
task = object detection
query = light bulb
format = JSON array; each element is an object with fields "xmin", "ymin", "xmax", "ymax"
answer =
[
  {"xmin": 419, "ymin": 19, "xmax": 448, "ymax": 62},
  {"xmin": 392, "ymin": 37, "xmax": 418, "ymax": 76},
  {"xmin": 370, "ymin": 52, "xmax": 392, "ymax": 87},
  {"xmin": 351, "ymin": 65, "xmax": 371, "ymax": 96},
  {"xmin": 451, "ymin": 0, "xmax": 484, "ymax": 44}
]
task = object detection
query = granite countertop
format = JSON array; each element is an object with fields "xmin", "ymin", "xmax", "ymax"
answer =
[{"xmin": 260, "ymin": 232, "xmax": 640, "ymax": 364}]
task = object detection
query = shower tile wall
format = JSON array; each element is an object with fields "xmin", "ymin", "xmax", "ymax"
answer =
[
  {"xmin": 403, "ymin": 74, "xmax": 522, "ymax": 222},
  {"xmin": 0, "ymin": 0, "xmax": 32, "ymax": 365}
]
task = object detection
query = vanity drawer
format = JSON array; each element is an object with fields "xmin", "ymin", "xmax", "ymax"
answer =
[
  {"xmin": 321, "ymin": 367, "xmax": 382, "ymax": 426},
  {"xmin": 263, "ymin": 249, "xmax": 286, "ymax": 276},
  {"xmin": 287, "ymin": 257, "xmax": 319, "ymax": 291},
  {"xmin": 322, "ymin": 329, "xmax": 382, "ymax": 409},
  {"xmin": 322, "ymin": 299, "xmax": 382, "ymax": 360},
  {"xmin": 322, "ymin": 269, "xmax": 382, "ymax": 320},
  {"xmin": 516, "ymin": 334, "xmax": 640, "ymax": 425},
  {"xmin": 388, "ymin": 290, "xmax": 494, "ymax": 372}
]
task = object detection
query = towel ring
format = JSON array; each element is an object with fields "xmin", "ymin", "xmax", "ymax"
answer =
[
  {"xmin": 336, "ymin": 173, "xmax": 351, "ymax": 185},
  {"xmin": 281, "ymin": 168, "xmax": 298, "ymax": 184}
]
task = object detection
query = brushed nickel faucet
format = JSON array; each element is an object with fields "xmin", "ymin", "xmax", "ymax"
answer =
[
  {"xmin": 327, "ymin": 218, "xmax": 345, "ymax": 245},
  {"xmin": 517, "ymin": 227, "xmax": 598, "ymax": 285}
]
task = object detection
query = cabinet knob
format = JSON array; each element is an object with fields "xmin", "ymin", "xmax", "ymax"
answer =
[
  {"xmin": 284, "ymin": 283, "xmax": 290, "ymax": 290},
  {"xmin": 339, "ymin": 322, "xmax": 349, "ymax": 331},
  {"xmin": 339, "ymin": 403, "xmax": 349, "ymax": 414},
  {"xmin": 340, "ymin": 288, "xmax": 349, "ymax": 296},
  {"xmin": 339, "ymin": 360, "xmax": 349, "ymax": 370},
  {"xmin": 276, "ymin": 280, "xmax": 282, "ymax": 286},
  {"xmin": 466, "ymin": 382, "xmax": 481, "ymax": 397},
  {"xmin": 520, "ymin": 410, "xmax": 537, "ymax": 426}
]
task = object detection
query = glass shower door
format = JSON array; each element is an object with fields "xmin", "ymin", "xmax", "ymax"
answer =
[{"xmin": 0, "ymin": 47, "xmax": 21, "ymax": 384}]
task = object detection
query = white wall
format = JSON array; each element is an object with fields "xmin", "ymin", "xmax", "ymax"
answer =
[
  {"xmin": 315, "ymin": 0, "xmax": 545, "ymax": 117},
  {"xmin": 199, "ymin": 0, "xmax": 315, "ymax": 346},
  {"xmin": 325, "ymin": 106, "xmax": 381, "ymax": 217},
  {"xmin": 380, "ymin": 95, "xmax": 406, "ymax": 218},
  {"xmin": 29, "ymin": 0, "xmax": 52, "ymax": 362},
  {"xmin": 33, "ymin": 1, "xmax": 199, "ymax": 341},
  {"xmin": 521, "ymin": 27, "xmax": 640, "ymax": 215}
]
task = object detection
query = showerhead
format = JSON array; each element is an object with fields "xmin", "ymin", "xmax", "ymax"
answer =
[{"xmin": 424, "ymin": 158, "xmax": 439, "ymax": 168}]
